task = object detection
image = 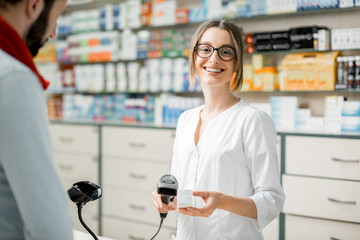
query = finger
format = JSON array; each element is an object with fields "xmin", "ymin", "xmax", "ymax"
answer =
[
  {"xmin": 193, "ymin": 191, "xmax": 209, "ymax": 200},
  {"xmin": 178, "ymin": 208, "xmax": 195, "ymax": 216},
  {"xmin": 185, "ymin": 207, "xmax": 203, "ymax": 215},
  {"xmin": 192, "ymin": 191, "xmax": 206, "ymax": 197}
]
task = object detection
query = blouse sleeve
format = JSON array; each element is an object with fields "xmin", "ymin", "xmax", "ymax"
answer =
[
  {"xmin": 243, "ymin": 111, "xmax": 285, "ymax": 231},
  {"xmin": 170, "ymin": 113, "xmax": 184, "ymax": 177}
]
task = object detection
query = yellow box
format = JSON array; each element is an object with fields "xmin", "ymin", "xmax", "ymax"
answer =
[
  {"xmin": 280, "ymin": 51, "xmax": 340, "ymax": 91},
  {"xmin": 252, "ymin": 67, "xmax": 278, "ymax": 91},
  {"xmin": 252, "ymin": 54, "xmax": 270, "ymax": 71},
  {"xmin": 241, "ymin": 64, "xmax": 253, "ymax": 91}
]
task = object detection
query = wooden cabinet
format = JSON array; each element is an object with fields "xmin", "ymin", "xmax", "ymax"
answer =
[
  {"xmin": 286, "ymin": 215, "xmax": 360, "ymax": 240},
  {"xmin": 49, "ymin": 123, "xmax": 100, "ymax": 234},
  {"xmin": 283, "ymin": 135, "xmax": 360, "ymax": 239},
  {"xmin": 286, "ymin": 136, "xmax": 360, "ymax": 180},
  {"xmin": 101, "ymin": 126, "xmax": 176, "ymax": 239},
  {"xmin": 49, "ymin": 122, "xmax": 360, "ymax": 240}
]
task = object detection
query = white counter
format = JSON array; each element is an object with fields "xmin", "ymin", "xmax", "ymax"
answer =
[{"xmin": 74, "ymin": 230, "xmax": 114, "ymax": 240}]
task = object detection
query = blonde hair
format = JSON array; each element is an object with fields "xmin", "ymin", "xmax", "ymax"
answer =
[{"xmin": 188, "ymin": 20, "xmax": 244, "ymax": 92}]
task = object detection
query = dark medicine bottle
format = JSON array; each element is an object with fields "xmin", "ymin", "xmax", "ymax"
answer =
[
  {"xmin": 347, "ymin": 56, "xmax": 356, "ymax": 89},
  {"xmin": 355, "ymin": 56, "xmax": 360, "ymax": 89},
  {"xmin": 336, "ymin": 56, "xmax": 344, "ymax": 84}
]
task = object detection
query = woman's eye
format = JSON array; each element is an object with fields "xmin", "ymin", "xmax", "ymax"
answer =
[
  {"xmin": 221, "ymin": 49, "xmax": 233, "ymax": 56},
  {"xmin": 201, "ymin": 47, "xmax": 211, "ymax": 53}
]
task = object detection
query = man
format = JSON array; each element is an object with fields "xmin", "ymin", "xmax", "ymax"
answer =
[{"xmin": 0, "ymin": 0, "xmax": 73, "ymax": 239}]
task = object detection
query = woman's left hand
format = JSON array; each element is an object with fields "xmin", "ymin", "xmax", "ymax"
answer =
[{"xmin": 177, "ymin": 191, "xmax": 222, "ymax": 218}]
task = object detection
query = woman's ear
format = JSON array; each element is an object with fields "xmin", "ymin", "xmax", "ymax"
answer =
[{"xmin": 25, "ymin": 0, "xmax": 44, "ymax": 22}]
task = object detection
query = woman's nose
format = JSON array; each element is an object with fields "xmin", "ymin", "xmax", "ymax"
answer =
[{"xmin": 209, "ymin": 49, "xmax": 220, "ymax": 63}]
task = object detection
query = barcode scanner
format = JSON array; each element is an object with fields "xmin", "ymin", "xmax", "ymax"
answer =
[
  {"xmin": 151, "ymin": 174, "xmax": 178, "ymax": 240},
  {"xmin": 157, "ymin": 174, "xmax": 178, "ymax": 219},
  {"xmin": 68, "ymin": 181, "xmax": 102, "ymax": 240}
]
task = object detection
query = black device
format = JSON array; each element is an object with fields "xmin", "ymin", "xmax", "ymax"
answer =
[
  {"xmin": 68, "ymin": 181, "xmax": 102, "ymax": 240},
  {"xmin": 151, "ymin": 174, "xmax": 178, "ymax": 240},
  {"xmin": 157, "ymin": 174, "xmax": 178, "ymax": 218}
]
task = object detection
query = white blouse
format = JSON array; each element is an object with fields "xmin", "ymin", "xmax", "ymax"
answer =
[{"xmin": 171, "ymin": 99, "xmax": 285, "ymax": 240}]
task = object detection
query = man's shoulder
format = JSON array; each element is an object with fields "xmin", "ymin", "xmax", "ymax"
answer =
[{"xmin": 0, "ymin": 49, "xmax": 36, "ymax": 82}]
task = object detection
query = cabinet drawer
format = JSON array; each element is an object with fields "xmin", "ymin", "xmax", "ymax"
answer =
[
  {"xmin": 50, "ymin": 124, "xmax": 99, "ymax": 155},
  {"xmin": 102, "ymin": 217, "xmax": 176, "ymax": 240},
  {"xmin": 102, "ymin": 188, "xmax": 177, "ymax": 228},
  {"xmin": 286, "ymin": 215, "xmax": 360, "ymax": 240},
  {"xmin": 283, "ymin": 175, "xmax": 360, "ymax": 223},
  {"xmin": 102, "ymin": 127, "xmax": 175, "ymax": 162},
  {"xmin": 102, "ymin": 157, "xmax": 170, "ymax": 191},
  {"xmin": 286, "ymin": 136, "xmax": 360, "ymax": 180},
  {"xmin": 54, "ymin": 153, "xmax": 98, "ymax": 183}
]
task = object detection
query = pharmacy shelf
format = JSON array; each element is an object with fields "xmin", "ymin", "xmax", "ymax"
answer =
[
  {"xmin": 249, "ymin": 48, "xmax": 360, "ymax": 56},
  {"xmin": 58, "ymin": 55, "xmax": 189, "ymax": 66},
  {"xmin": 49, "ymin": 120, "xmax": 360, "ymax": 137},
  {"xmin": 59, "ymin": 5, "xmax": 360, "ymax": 36},
  {"xmin": 57, "ymin": 46, "xmax": 360, "ymax": 66},
  {"xmin": 66, "ymin": 0, "xmax": 126, "ymax": 12},
  {"xmin": 46, "ymin": 89, "xmax": 360, "ymax": 95},
  {"xmin": 46, "ymin": 90, "xmax": 201, "ymax": 95}
]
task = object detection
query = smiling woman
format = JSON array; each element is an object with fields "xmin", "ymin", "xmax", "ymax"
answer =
[
  {"xmin": 189, "ymin": 20, "xmax": 244, "ymax": 92},
  {"xmin": 151, "ymin": 20, "xmax": 285, "ymax": 240}
]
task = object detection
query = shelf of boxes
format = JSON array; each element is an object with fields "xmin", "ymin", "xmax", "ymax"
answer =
[{"xmin": 36, "ymin": 0, "xmax": 360, "ymax": 133}]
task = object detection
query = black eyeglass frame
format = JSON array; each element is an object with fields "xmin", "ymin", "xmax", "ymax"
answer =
[{"xmin": 194, "ymin": 43, "xmax": 236, "ymax": 61}]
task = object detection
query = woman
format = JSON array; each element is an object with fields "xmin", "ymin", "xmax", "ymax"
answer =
[{"xmin": 152, "ymin": 20, "xmax": 285, "ymax": 240}]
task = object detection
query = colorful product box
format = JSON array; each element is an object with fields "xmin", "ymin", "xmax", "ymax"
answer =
[
  {"xmin": 176, "ymin": 9, "xmax": 190, "ymax": 23},
  {"xmin": 280, "ymin": 51, "xmax": 340, "ymax": 91}
]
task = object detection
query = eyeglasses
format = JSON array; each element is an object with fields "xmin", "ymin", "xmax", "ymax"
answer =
[{"xmin": 195, "ymin": 44, "xmax": 236, "ymax": 61}]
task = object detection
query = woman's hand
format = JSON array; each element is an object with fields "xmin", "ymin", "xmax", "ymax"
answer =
[
  {"xmin": 177, "ymin": 191, "xmax": 222, "ymax": 218},
  {"xmin": 151, "ymin": 190, "xmax": 177, "ymax": 214}
]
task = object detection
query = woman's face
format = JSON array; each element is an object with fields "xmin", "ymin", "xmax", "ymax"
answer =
[{"xmin": 194, "ymin": 27, "xmax": 235, "ymax": 89}]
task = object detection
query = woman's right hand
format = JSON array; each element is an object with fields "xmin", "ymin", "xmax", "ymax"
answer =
[{"xmin": 151, "ymin": 190, "xmax": 177, "ymax": 214}]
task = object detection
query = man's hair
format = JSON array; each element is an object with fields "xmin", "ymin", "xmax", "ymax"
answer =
[
  {"xmin": 0, "ymin": 0, "xmax": 23, "ymax": 9},
  {"xmin": 188, "ymin": 20, "xmax": 244, "ymax": 92}
]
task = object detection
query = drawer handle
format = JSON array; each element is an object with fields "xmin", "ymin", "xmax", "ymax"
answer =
[
  {"xmin": 129, "ymin": 173, "xmax": 146, "ymax": 180},
  {"xmin": 129, "ymin": 204, "xmax": 146, "ymax": 211},
  {"xmin": 330, "ymin": 237, "xmax": 343, "ymax": 240},
  {"xmin": 328, "ymin": 197, "xmax": 356, "ymax": 205},
  {"xmin": 59, "ymin": 136, "xmax": 73, "ymax": 143},
  {"xmin": 58, "ymin": 164, "xmax": 73, "ymax": 171},
  {"xmin": 331, "ymin": 157, "xmax": 359, "ymax": 163},
  {"xmin": 128, "ymin": 235, "xmax": 145, "ymax": 240},
  {"xmin": 128, "ymin": 142, "xmax": 146, "ymax": 148}
]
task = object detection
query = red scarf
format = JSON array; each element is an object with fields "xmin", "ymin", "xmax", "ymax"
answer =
[{"xmin": 0, "ymin": 15, "xmax": 49, "ymax": 90}]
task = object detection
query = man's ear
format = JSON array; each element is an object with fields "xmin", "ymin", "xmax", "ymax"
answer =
[{"xmin": 25, "ymin": 0, "xmax": 44, "ymax": 22}]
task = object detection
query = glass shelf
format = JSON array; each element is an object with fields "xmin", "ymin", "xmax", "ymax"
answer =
[
  {"xmin": 248, "ymin": 48, "xmax": 360, "ymax": 56},
  {"xmin": 58, "ymin": 55, "xmax": 188, "ymax": 66},
  {"xmin": 56, "ymin": 47, "xmax": 360, "ymax": 66},
  {"xmin": 46, "ymin": 89, "xmax": 360, "ymax": 95}
]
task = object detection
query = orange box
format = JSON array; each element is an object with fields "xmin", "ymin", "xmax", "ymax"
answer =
[
  {"xmin": 241, "ymin": 64, "xmax": 253, "ymax": 91},
  {"xmin": 176, "ymin": 8, "xmax": 189, "ymax": 23},
  {"xmin": 280, "ymin": 51, "xmax": 340, "ymax": 91},
  {"xmin": 141, "ymin": 2, "xmax": 152, "ymax": 15}
]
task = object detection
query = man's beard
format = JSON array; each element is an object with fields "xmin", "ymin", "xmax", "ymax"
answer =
[
  {"xmin": 25, "ymin": 0, "xmax": 55, "ymax": 57},
  {"xmin": 27, "ymin": 38, "xmax": 47, "ymax": 57},
  {"xmin": 25, "ymin": 19, "xmax": 48, "ymax": 57}
]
